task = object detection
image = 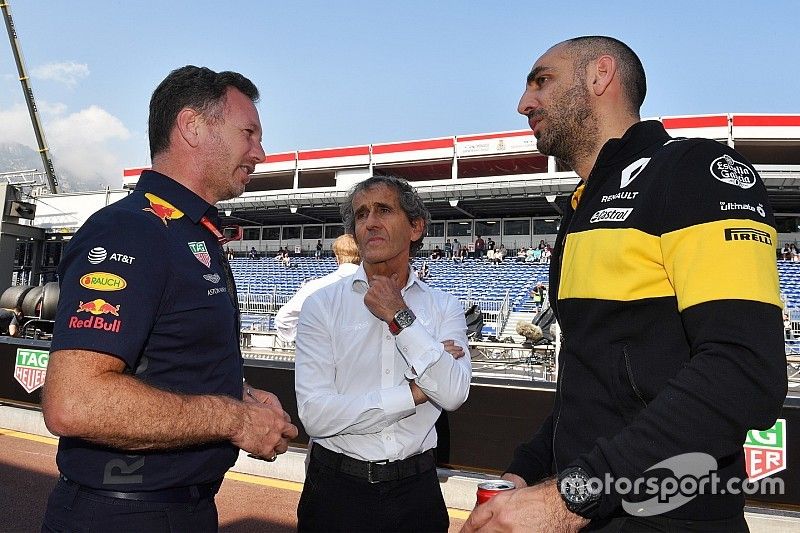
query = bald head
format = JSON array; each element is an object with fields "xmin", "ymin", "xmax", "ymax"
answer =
[{"xmin": 556, "ymin": 36, "xmax": 646, "ymax": 116}]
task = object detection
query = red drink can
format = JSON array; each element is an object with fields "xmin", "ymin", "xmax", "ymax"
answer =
[{"xmin": 476, "ymin": 480, "xmax": 515, "ymax": 505}]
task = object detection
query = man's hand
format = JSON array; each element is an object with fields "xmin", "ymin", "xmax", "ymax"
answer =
[
  {"xmin": 442, "ymin": 339, "xmax": 465, "ymax": 359},
  {"xmin": 364, "ymin": 274, "xmax": 406, "ymax": 323},
  {"xmin": 501, "ymin": 472, "xmax": 528, "ymax": 489},
  {"xmin": 461, "ymin": 478, "xmax": 588, "ymax": 533},
  {"xmin": 233, "ymin": 387, "xmax": 298, "ymax": 461}
]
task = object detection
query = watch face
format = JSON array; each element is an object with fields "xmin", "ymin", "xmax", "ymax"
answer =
[
  {"xmin": 395, "ymin": 308, "xmax": 416, "ymax": 329},
  {"xmin": 561, "ymin": 471, "xmax": 592, "ymax": 503}
]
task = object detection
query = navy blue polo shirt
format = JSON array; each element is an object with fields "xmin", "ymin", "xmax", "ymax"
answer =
[{"xmin": 51, "ymin": 170, "xmax": 242, "ymax": 491}]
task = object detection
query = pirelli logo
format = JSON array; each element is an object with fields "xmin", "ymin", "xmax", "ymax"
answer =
[{"xmin": 724, "ymin": 227, "xmax": 772, "ymax": 246}]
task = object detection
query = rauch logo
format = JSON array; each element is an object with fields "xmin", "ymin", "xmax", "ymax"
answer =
[
  {"xmin": 14, "ymin": 348, "xmax": 49, "ymax": 393},
  {"xmin": 80, "ymin": 272, "xmax": 127, "ymax": 291}
]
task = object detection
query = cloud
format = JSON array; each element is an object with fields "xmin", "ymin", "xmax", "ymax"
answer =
[
  {"xmin": 31, "ymin": 61, "xmax": 89, "ymax": 88},
  {"xmin": 47, "ymin": 105, "xmax": 132, "ymax": 188},
  {"xmin": 0, "ymin": 101, "xmax": 132, "ymax": 189}
]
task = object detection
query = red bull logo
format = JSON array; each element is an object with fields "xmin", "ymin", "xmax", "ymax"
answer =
[
  {"xmin": 76, "ymin": 298, "xmax": 120, "ymax": 316},
  {"xmin": 68, "ymin": 315, "xmax": 122, "ymax": 333},
  {"xmin": 143, "ymin": 192, "xmax": 184, "ymax": 225}
]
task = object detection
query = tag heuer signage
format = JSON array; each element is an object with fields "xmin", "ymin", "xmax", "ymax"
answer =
[
  {"xmin": 14, "ymin": 348, "xmax": 49, "ymax": 393},
  {"xmin": 744, "ymin": 419, "xmax": 787, "ymax": 482}
]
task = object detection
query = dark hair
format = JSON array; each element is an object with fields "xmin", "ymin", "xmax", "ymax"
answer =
[
  {"xmin": 341, "ymin": 175, "xmax": 431, "ymax": 256},
  {"xmin": 148, "ymin": 65, "xmax": 259, "ymax": 159},
  {"xmin": 564, "ymin": 36, "xmax": 646, "ymax": 114}
]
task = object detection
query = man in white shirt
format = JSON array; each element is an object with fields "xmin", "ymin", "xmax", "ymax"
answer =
[
  {"xmin": 275, "ymin": 234, "xmax": 360, "ymax": 343},
  {"xmin": 294, "ymin": 175, "xmax": 472, "ymax": 532}
]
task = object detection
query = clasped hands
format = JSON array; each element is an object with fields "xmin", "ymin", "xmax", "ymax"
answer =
[{"xmin": 234, "ymin": 385, "xmax": 298, "ymax": 462}]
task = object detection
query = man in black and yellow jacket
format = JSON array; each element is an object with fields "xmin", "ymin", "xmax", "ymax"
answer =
[{"xmin": 463, "ymin": 36, "xmax": 786, "ymax": 532}]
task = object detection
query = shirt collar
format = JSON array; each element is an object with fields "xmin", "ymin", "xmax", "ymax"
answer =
[
  {"xmin": 135, "ymin": 170, "xmax": 217, "ymax": 224},
  {"xmin": 351, "ymin": 263, "xmax": 423, "ymax": 294}
]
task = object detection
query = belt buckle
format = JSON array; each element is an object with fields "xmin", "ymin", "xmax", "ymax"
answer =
[{"xmin": 367, "ymin": 459, "xmax": 388, "ymax": 484}]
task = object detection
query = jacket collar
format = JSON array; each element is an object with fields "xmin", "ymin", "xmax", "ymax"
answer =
[{"xmin": 594, "ymin": 120, "xmax": 671, "ymax": 170}]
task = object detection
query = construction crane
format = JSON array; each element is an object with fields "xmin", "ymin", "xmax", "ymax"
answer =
[{"xmin": 1, "ymin": 0, "xmax": 59, "ymax": 193}]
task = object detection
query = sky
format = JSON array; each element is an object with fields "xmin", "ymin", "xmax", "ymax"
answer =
[{"xmin": 1, "ymin": 0, "xmax": 799, "ymax": 189}]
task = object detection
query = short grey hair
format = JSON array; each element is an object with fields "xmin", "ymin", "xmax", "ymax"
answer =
[{"xmin": 340, "ymin": 175, "xmax": 431, "ymax": 256}]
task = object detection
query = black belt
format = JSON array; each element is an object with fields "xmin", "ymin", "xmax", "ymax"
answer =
[
  {"xmin": 311, "ymin": 444, "xmax": 436, "ymax": 484},
  {"xmin": 59, "ymin": 474, "xmax": 222, "ymax": 503}
]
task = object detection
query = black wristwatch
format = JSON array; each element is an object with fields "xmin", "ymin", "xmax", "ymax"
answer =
[
  {"xmin": 388, "ymin": 308, "xmax": 416, "ymax": 335},
  {"xmin": 558, "ymin": 466, "xmax": 601, "ymax": 518}
]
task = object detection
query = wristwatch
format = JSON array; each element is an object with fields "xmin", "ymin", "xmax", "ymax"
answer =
[
  {"xmin": 558, "ymin": 466, "xmax": 601, "ymax": 518},
  {"xmin": 388, "ymin": 308, "xmax": 416, "ymax": 335}
]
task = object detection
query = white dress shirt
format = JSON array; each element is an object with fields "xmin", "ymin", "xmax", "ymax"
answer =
[
  {"xmin": 275, "ymin": 262, "xmax": 360, "ymax": 342},
  {"xmin": 295, "ymin": 265, "xmax": 471, "ymax": 462}
]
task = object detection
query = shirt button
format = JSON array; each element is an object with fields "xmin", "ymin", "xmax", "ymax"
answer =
[{"xmin": 385, "ymin": 369, "xmax": 390, "ymax": 374}]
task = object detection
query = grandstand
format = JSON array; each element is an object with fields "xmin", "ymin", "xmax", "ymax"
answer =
[{"xmin": 233, "ymin": 255, "xmax": 550, "ymax": 340}]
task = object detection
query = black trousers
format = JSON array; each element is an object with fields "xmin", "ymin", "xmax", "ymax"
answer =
[
  {"xmin": 585, "ymin": 513, "xmax": 749, "ymax": 532},
  {"xmin": 41, "ymin": 477, "xmax": 219, "ymax": 533},
  {"xmin": 297, "ymin": 453, "xmax": 449, "ymax": 532}
]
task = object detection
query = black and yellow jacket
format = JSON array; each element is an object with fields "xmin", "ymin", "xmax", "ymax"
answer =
[{"xmin": 507, "ymin": 121, "xmax": 787, "ymax": 520}]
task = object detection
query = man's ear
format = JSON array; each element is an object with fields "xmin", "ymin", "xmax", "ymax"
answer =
[
  {"xmin": 591, "ymin": 54, "xmax": 616, "ymax": 97},
  {"xmin": 410, "ymin": 218, "xmax": 425, "ymax": 241},
  {"xmin": 175, "ymin": 107, "xmax": 202, "ymax": 148}
]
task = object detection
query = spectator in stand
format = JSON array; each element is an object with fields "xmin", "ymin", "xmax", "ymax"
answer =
[
  {"xmin": 226, "ymin": 247, "xmax": 235, "ymax": 260},
  {"xmin": 474, "ymin": 235, "xmax": 486, "ymax": 258},
  {"xmin": 486, "ymin": 237, "xmax": 496, "ymax": 254},
  {"xmin": 516, "ymin": 247, "xmax": 527, "ymax": 262},
  {"xmin": 275, "ymin": 234, "xmax": 360, "ymax": 343},
  {"xmin": 525, "ymin": 247, "xmax": 536, "ymax": 262},
  {"xmin": 248, "ymin": 246, "xmax": 258, "ymax": 259},
  {"xmin": 0, "ymin": 306, "xmax": 23, "ymax": 337},
  {"xmin": 452, "ymin": 238, "xmax": 462, "ymax": 261},
  {"xmin": 444, "ymin": 238, "xmax": 453, "ymax": 259},
  {"xmin": 486, "ymin": 248, "xmax": 496, "ymax": 266},
  {"xmin": 314, "ymin": 239, "xmax": 323, "ymax": 260},
  {"xmin": 458, "ymin": 245, "xmax": 468, "ymax": 263},
  {"xmin": 542, "ymin": 244, "xmax": 553, "ymax": 264},
  {"xmin": 782, "ymin": 243, "xmax": 791, "ymax": 260},
  {"xmin": 497, "ymin": 244, "xmax": 507, "ymax": 263},
  {"xmin": 281, "ymin": 248, "xmax": 291, "ymax": 268},
  {"xmin": 530, "ymin": 282, "xmax": 546, "ymax": 310},
  {"xmin": 792, "ymin": 243, "xmax": 799, "ymax": 262},
  {"xmin": 418, "ymin": 260, "xmax": 431, "ymax": 282},
  {"xmin": 430, "ymin": 245, "xmax": 443, "ymax": 261},
  {"xmin": 537, "ymin": 239, "xmax": 547, "ymax": 250}
]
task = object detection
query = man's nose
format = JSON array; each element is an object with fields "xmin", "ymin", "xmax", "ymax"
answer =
[
  {"xmin": 518, "ymin": 88, "xmax": 536, "ymax": 117},
  {"xmin": 252, "ymin": 140, "xmax": 266, "ymax": 163}
]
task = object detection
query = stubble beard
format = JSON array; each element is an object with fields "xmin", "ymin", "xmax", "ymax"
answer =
[{"xmin": 535, "ymin": 83, "xmax": 599, "ymax": 172}]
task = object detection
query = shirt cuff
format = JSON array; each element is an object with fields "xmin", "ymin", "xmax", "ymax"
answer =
[
  {"xmin": 394, "ymin": 321, "xmax": 443, "ymax": 375},
  {"xmin": 379, "ymin": 383, "xmax": 416, "ymax": 419}
]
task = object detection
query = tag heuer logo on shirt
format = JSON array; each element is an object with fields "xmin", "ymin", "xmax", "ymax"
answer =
[
  {"xmin": 710, "ymin": 154, "xmax": 756, "ymax": 189},
  {"xmin": 188, "ymin": 242, "xmax": 211, "ymax": 268},
  {"xmin": 744, "ymin": 419, "xmax": 786, "ymax": 482},
  {"xmin": 203, "ymin": 273, "xmax": 221, "ymax": 283},
  {"xmin": 590, "ymin": 207, "xmax": 633, "ymax": 223}
]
